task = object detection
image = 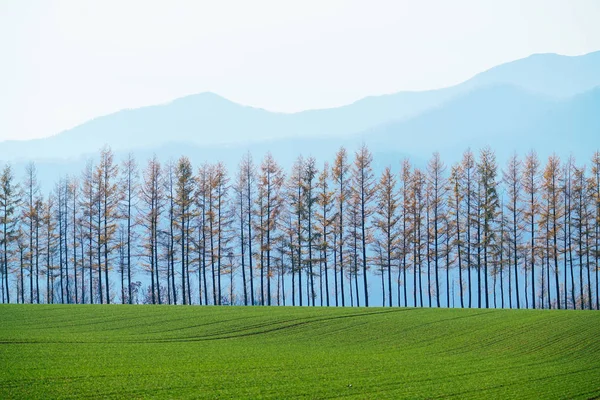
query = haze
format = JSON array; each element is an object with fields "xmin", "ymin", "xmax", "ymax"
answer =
[{"xmin": 1, "ymin": 0, "xmax": 600, "ymax": 141}]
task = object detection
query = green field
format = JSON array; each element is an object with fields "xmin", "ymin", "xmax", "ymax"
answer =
[{"xmin": 0, "ymin": 305, "xmax": 599, "ymax": 399}]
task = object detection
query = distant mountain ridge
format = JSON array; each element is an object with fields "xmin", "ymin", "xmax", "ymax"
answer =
[
  {"xmin": 463, "ymin": 51, "xmax": 600, "ymax": 97},
  {"xmin": 365, "ymin": 85, "xmax": 600, "ymax": 162},
  {"xmin": 2, "ymin": 50, "xmax": 599, "ymax": 163}
]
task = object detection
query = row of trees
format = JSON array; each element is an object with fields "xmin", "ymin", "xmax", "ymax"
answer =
[{"xmin": 0, "ymin": 146, "xmax": 598, "ymax": 309}]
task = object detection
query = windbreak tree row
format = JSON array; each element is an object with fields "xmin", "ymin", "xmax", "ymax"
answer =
[{"xmin": 0, "ymin": 146, "xmax": 599, "ymax": 310}]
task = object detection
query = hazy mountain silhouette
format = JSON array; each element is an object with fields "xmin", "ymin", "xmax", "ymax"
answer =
[
  {"xmin": 462, "ymin": 51, "xmax": 600, "ymax": 98},
  {"xmin": 1, "ymin": 51, "xmax": 599, "ymax": 163},
  {"xmin": 362, "ymin": 85, "xmax": 600, "ymax": 163}
]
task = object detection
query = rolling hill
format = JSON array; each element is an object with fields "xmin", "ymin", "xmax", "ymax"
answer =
[{"xmin": 0, "ymin": 305, "xmax": 598, "ymax": 399}]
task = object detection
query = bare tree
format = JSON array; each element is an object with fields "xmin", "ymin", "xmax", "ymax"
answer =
[
  {"xmin": 410, "ymin": 168, "xmax": 427, "ymax": 307},
  {"xmin": 316, "ymin": 162, "xmax": 335, "ymax": 307},
  {"xmin": 373, "ymin": 167, "xmax": 400, "ymax": 307},
  {"xmin": 332, "ymin": 148, "xmax": 350, "ymax": 307},
  {"xmin": 522, "ymin": 150, "xmax": 540, "ymax": 309},
  {"xmin": 121, "ymin": 153, "xmax": 139, "ymax": 304},
  {"xmin": 302, "ymin": 157, "xmax": 319, "ymax": 306},
  {"xmin": 22, "ymin": 162, "xmax": 40, "ymax": 303},
  {"xmin": 208, "ymin": 162, "xmax": 231, "ymax": 305},
  {"xmin": 448, "ymin": 164, "xmax": 464, "ymax": 308},
  {"xmin": 233, "ymin": 161, "xmax": 249, "ymax": 305},
  {"xmin": 590, "ymin": 152, "xmax": 600, "ymax": 310},
  {"xmin": 503, "ymin": 154, "xmax": 523, "ymax": 309},
  {"xmin": 572, "ymin": 166, "xmax": 590, "ymax": 309},
  {"xmin": 461, "ymin": 150, "xmax": 476, "ymax": 308},
  {"xmin": 427, "ymin": 153, "xmax": 447, "ymax": 307},
  {"xmin": 258, "ymin": 153, "xmax": 285, "ymax": 306},
  {"xmin": 476, "ymin": 148, "xmax": 500, "ymax": 309},
  {"xmin": 287, "ymin": 156, "xmax": 305, "ymax": 306},
  {"xmin": 175, "ymin": 156, "xmax": 195, "ymax": 305},
  {"xmin": 43, "ymin": 195, "xmax": 58, "ymax": 304},
  {"xmin": 399, "ymin": 159, "xmax": 412, "ymax": 307},
  {"xmin": 541, "ymin": 155, "xmax": 563, "ymax": 308},
  {"xmin": 562, "ymin": 156, "xmax": 576, "ymax": 308},
  {"xmin": 195, "ymin": 163, "xmax": 211, "ymax": 305},
  {"xmin": 80, "ymin": 160, "xmax": 97, "ymax": 304},
  {"xmin": 69, "ymin": 178, "xmax": 80, "ymax": 303},
  {"xmin": 352, "ymin": 144, "xmax": 376, "ymax": 307},
  {"xmin": 97, "ymin": 146, "xmax": 121, "ymax": 304},
  {"xmin": 139, "ymin": 156, "xmax": 163, "ymax": 304}
]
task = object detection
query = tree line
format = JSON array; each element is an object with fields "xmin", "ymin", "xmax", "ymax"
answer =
[{"xmin": 0, "ymin": 145, "xmax": 598, "ymax": 310}]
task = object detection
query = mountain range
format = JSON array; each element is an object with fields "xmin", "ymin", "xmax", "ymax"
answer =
[{"xmin": 1, "ymin": 50, "xmax": 599, "ymax": 186}]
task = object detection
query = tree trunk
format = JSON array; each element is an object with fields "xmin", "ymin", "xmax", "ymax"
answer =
[
  {"xmin": 59, "ymin": 194, "xmax": 64, "ymax": 304},
  {"xmin": 531, "ymin": 191, "xmax": 536, "ymax": 309},
  {"xmin": 127, "ymin": 181, "xmax": 132, "ymax": 304},
  {"xmin": 333, "ymin": 232, "xmax": 337, "ymax": 306},
  {"xmin": 387, "ymin": 213, "xmax": 393, "ymax": 307},
  {"xmin": 361, "ymin": 181, "xmax": 369, "ymax": 308},
  {"xmin": 240, "ymin": 198, "xmax": 247, "ymax": 306},
  {"xmin": 247, "ymin": 169, "xmax": 254, "ymax": 306},
  {"xmin": 181, "ymin": 212, "xmax": 186, "ymax": 305},
  {"xmin": 513, "ymin": 195, "xmax": 520, "ymax": 309},
  {"xmin": 552, "ymin": 191, "xmax": 561, "ymax": 309},
  {"xmin": 586, "ymin": 224, "xmax": 593, "ymax": 310},
  {"xmin": 65, "ymin": 186, "xmax": 70, "ymax": 304},
  {"xmin": 324, "ymin": 204, "xmax": 330, "ymax": 307},
  {"xmin": 36, "ymin": 218, "xmax": 40, "ymax": 304}
]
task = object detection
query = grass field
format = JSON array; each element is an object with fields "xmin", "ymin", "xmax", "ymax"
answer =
[{"xmin": 0, "ymin": 305, "xmax": 599, "ymax": 399}]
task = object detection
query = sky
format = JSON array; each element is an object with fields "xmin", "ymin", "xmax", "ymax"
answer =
[{"xmin": 1, "ymin": 0, "xmax": 600, "ymax": 142}]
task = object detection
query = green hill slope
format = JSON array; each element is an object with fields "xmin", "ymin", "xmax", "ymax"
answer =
[{"xmin": 0, "ymin": 305, "xmax": 598, "ymax": 399}]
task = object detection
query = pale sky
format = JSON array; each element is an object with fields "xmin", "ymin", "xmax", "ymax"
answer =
[{"xmin": 1, "ymin": 0, "xmax": 600, "ymax": 141}]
